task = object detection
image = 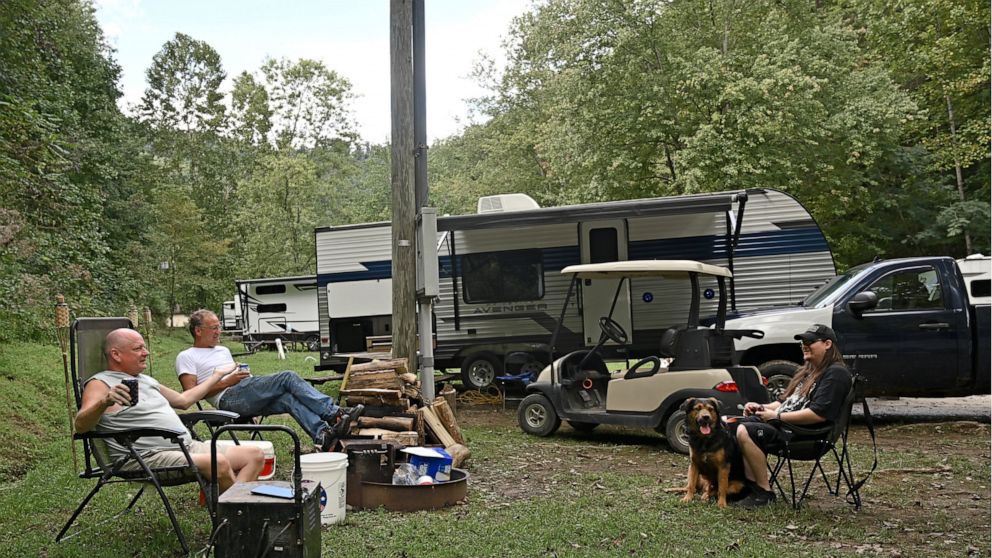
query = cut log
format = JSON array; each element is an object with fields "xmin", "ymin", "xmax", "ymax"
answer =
[
  {"xmin": 340, "ymin": 388, "xmax": 404, "ymax": 407},
  {"xmin": 354, "ymin": 428, "xmax": 417, "ymax": 446},
  {"xmin": 420, "ymin": 406, "xmax": 457, "ymax": 447},
  {"xmin": 438, "ymin": 384, "xmax": 457, "ymax": 411},
  {"xmin": 385, "ymin": 431, "xmax": 419, "ymax": 446},
  {"xmin": 398, "ymin": 372, "xmax": 419, "ymax": 385},
  {"xmin": 357, "ymin": 416, "xmax": 415, "ymax": 432},
  {"xmin": 430, "ymin": 399, "xmax": 465, "ymax": 445},
  {"xmin": 415, "ymin": 408, "xmax": 426, "ymax": 441},
  {"xmin": 350, "ymin": 358, "xmax": 409, "ymax": 375},
  {"xmin": 401, "ymin": 384, "xmax": 422, "ymax": 401},
  {"xmin": 346, "ymin": 369, "xmax": 402, "ymax": 390},
  {"xmin": 356, "ymin": 427, "xmax": 395, "ymax": 438},
  {"xmin": 445, "ymin": 443, "xmax": 471, "ymax": 468}
]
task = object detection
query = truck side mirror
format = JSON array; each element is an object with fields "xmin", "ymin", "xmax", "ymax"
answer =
[{"xmin": 846, "ymin": 290, "xmax": 878, "ymax": 316}]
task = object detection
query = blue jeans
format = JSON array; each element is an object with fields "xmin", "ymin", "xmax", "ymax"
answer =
[{"xmin": 218, "ymin": 371, "xmax": 341, "ymax": 443}]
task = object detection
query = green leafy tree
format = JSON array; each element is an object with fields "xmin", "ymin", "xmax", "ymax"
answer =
[
  {"xmin": 856, "ymin": 0, "xmax": 990, "ymax": 256},
  {"xmin": 460, "ymin": 0, "xmax": 918, "ymax": 265},
  {"xmin": 0, "ymin": 0, "xmax": 153, "ymax": 339},
  {"xmin": 230, "ymin": 71, "xmax": 273, "ymax": 147},
  {"xmin": 259, "ymin": 58, "xmax": 358, "ymax": 151},
  {"xmin": 233, "ymin": 153, "xmax": 323, "ymax": 276},
  {"xmin": 139, "ymin": 32, "xmax": 227, "ymax": 132}
]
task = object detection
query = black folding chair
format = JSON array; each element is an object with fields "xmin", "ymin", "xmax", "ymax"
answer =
[
  {"xmin": 766, "ymin": 374, "xmax": 876, "ymax": 510},
  {"xmin": 56, "ymin": 317, "xmax": 237, "ymax": 555}
]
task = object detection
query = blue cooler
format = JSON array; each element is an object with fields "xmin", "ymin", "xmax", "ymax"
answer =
[{"xmin": 403, "ymin": 447, "xmax": 452, "ymax": 482}]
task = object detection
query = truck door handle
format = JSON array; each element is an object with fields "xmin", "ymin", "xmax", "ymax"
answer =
[{"xmin": 918, "ymin": 322, "xmax": 950, "ymax": 330}]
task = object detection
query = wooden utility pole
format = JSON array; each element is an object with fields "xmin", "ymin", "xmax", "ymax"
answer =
[{"xmin": 390, "ymin": 0, "xmax": 417, "ymax": 370}]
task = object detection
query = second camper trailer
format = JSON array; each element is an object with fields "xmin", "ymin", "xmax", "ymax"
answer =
[{"xmin": 314, "ymin": 188, "xmax": 836, "ymax": 389}]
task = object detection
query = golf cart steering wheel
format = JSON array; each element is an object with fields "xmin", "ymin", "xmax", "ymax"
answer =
[{"xmin": 598, "ymin": 316, "xmax": 628, "ymax": 345}]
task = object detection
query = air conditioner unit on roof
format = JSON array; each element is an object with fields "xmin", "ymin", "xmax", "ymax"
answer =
[{"xmin": 477, "ymin": 193, "xmax": 541, "ymax": 214}]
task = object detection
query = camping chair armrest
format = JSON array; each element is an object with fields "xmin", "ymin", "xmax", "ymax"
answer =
[
  {"xmin": 74, "ymin": 428, "xmax": 189, "ymax": 443},
  {"xmin": 179, "ymin": 410, "xmax": 240, "ymax": 429},
  {"xmin": 768, "ymin": 419, "xmax": 832, "ymax": 438}
]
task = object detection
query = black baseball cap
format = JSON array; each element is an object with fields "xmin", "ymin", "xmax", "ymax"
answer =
[{"xmin": 794, "ymin": 324, "xmax": 837, "ymax": 343}]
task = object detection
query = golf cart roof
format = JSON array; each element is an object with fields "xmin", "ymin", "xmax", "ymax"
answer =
[{"xmin": 561, "ymin": 260, "xmax": 733, "ymax": 279}]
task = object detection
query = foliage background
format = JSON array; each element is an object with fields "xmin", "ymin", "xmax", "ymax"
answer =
[{"xmin": 1, "ymin": 0, "xmax": 988, "ymax": 342}]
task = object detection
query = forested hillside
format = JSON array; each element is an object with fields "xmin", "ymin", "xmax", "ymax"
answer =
[{"xmin": 1, "ymin": 0, "xmax": 988, "ymax": 342}]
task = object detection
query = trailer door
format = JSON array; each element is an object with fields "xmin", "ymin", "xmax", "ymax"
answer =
[{"xmin": 579, "ymin": 220, "xmax": 631, "ymax": 346}]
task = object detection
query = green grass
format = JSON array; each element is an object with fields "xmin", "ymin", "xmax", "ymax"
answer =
[{"xmin": 0, "ymin": 331, "xmax": 988, "ymax": 557}]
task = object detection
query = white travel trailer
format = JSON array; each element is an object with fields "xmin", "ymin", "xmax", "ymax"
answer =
[
  {"xmin": 236, "ymin": 275, "xmax": 320, "ymax": 350},
  {"xmin": 314, "ymin": 188, "xmax": 837, "ymax": 388}
]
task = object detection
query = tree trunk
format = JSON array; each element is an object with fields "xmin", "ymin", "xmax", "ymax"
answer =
[{"xmin": 945, "ymin": 95, "xmax": 972, "ymax": 254}]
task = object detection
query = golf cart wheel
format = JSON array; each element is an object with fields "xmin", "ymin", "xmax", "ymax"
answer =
[
  {"xmin": 518, "ymin": 394, "xmax": 561, "ymax": 437},
  {"xmin": 567, "ymin": 420, "xmax": 598, "ymax": 433},
  {"xmin": 759, "ymin": 360, "xmax": 798, "ymax": 401},
  {"xmin": 664, "ymin": 410, "xmax": 690, "ymax": 455},
  {"xmin": 461, "ymin": 353, "xmax": 500, "ymax": 390}
]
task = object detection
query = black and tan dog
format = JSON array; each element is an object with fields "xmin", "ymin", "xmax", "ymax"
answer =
[{"xmin": 680, "ymin": 397, "xmax": 748, "ymax": 508}]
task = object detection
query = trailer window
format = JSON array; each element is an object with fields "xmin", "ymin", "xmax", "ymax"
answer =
[
  {"xmin": 256, "ymin": 285, "xmax": 286, "ymax": 295},
  {"xmin": 256, "ymin": 303, "xmax": 287, "ymax": 313},
  {"xmin": 971, "ymin": 279, "xmax": 990, "ymax": 298},
  {"xmin": 462, "ymin": 250, "xmax": 544, "ymax": 303}
]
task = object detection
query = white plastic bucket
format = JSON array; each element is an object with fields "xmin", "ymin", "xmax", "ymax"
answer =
[
  {"xmin": 216, "ymin": 440, "xmax": 276, "ymax": 480},
  {"xmin": 299, "ymin": 452, "xmax": 348, "ymax": 525}
]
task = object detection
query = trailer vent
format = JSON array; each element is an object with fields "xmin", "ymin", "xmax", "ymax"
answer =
[{"xmin": 477, "ymin": 194, "xmax": 540, "ymax": 214}]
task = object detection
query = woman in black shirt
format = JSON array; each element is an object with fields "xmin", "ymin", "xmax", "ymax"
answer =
[{"xmin": 734, "ymin": 324, "xmax": 853, "ymax": 508}]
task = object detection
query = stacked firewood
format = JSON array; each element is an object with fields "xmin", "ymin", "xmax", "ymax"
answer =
[{"xmin": 340, "ymin": 358, "xmax": 470, "ymax": 467}]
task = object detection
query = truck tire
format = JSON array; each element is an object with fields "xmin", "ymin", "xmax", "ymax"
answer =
[
  {"xmin": 759, "ymin": 360, "xmax": 799, "ymax": 401},
  {"xmin": 518, "ymin": 394, "xmax": 561, "ymax": 437},
  {"xmin": 664, "ymin": 411, "xmax": 690, "ymax": 455},
  {"xmin": 461, "ymin": 353, "xmax": 501, "ymax": 390}
]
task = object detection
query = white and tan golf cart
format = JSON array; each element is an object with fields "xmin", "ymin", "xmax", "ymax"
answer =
[{"xmin": 516, "ymin": 260, "xmax": 769, "ymax": 453}]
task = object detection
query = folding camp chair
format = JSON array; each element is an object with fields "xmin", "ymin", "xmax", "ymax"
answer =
[
  {"xmin": 767, "ymin": 374, "xmax": 876, "ymax": 510},
  {"xmin": 55, "ymin": 317, "xmax": 238, "ymax": 555}
]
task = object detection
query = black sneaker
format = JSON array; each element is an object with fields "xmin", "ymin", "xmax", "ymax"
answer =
[
  {"xmin": 736, "ymin": 488, "xmax": 776, "ymax": 509},
  {"xmin": 328, "ymin": 404, "xmax": 365, "ymax": 437},
  {"xmin": 319, "ymin": 428, "xmax": 338, "ymax": 452}
]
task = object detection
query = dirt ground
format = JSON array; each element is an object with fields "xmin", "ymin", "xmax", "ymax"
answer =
[{"xmin": 455, "ymin": 403, "xmax": 991, "ymax": 556}]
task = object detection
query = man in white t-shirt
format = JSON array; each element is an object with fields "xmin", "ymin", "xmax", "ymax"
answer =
[{"xmin": 176, "ymin": 310, "xmax": 362, "ymax": 450}]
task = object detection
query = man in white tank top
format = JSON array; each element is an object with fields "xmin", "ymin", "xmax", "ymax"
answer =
[{"xmin": 75, "ymin": 328, "xmax": 263, "ymax": 493}]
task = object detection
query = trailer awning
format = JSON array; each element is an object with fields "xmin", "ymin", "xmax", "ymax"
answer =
[{"xmin": 435, "ymin": 190, "xmax": 745, "ymax": 232}]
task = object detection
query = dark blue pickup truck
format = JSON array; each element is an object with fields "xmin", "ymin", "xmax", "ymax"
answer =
[{"xmin": 723, "ymin": 256, "xmax": 991, "ymax": 398}]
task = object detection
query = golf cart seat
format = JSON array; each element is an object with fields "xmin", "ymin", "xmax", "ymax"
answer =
[
  {"xmin": 662, "ymin": 327, "xmax": 763, "ymax": 371},
  {"xmin": 664, "ymin": 328, "xmax": 732, "ymax": 370}
]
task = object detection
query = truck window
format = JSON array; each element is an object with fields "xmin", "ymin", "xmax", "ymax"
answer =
[
  {"xmin": 803, "ymin": 263, "xmax": 871, "ymax": 308},
  {"xmin": 866, "ymin": 267, "xmax": 942, "ymax": 312},
  {"xmin": 462, "ymin": 249, "xmax": 544, "ymax": 304}
]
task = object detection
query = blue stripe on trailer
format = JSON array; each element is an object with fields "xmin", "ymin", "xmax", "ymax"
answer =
[{"xmin": 317, "ymin": 228, "xmax": 828, "ymax": 285}]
